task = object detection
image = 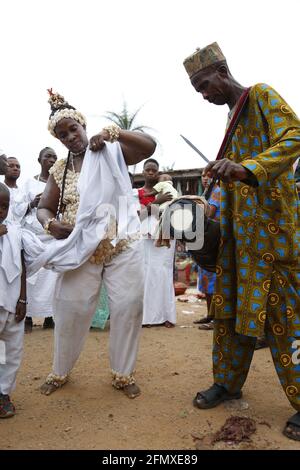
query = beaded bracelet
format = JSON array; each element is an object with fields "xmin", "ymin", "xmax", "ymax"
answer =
[
  {"xmin": 44, "ymin": 217, "xmax": 56, "ymax": 234},
  {"xmin": 102, "ymin": 124, "xmax": 121, "ymax": 143}
]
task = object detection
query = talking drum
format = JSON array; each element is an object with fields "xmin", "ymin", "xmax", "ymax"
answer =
[{"xmin": 160, "ymin": 197, "xmax": 220, "ymax": 272}]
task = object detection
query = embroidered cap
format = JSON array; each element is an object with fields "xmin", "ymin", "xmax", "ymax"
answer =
[{"xmin": 183, "ymin": 42, "xmax": 226, "ymax": 79}]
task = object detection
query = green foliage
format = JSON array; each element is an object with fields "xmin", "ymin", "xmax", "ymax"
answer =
[{"xmin": 103, "ymin": 102, "xmax": 151, "ymax": 132}]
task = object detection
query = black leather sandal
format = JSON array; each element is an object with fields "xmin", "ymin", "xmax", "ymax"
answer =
[
  {"xmin": 193, "ymin": 317, "xmax": 213, "ymax": 325},
  {"xmin": 283, "ymin": 412, "xmax": 300, "ymax": 441},
  {"xmin": 193, "ymin": 383, "xmax": 242, "ymax": 409}
]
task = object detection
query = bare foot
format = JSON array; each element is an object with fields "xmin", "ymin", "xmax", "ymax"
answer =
[
  {"xmin": 122, "ymin": 383, "xmax": 141, "ymax": 399},
  {"xmin": 40, "ymin": 382, "xmax": 57, "ymax": 395},
  {"xmin": 40, "ymin": 382, "xmax": 60, "ymax": 395},
  {"xmin": 164, "ymin": 321, "xmax": 175, "ymax": 328}
]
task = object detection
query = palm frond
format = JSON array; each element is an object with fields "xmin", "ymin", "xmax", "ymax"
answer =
[
  {"xmin": 103, "ymin": 101, "xmax": 150, "ymax": 132},
  {"xmin": 131, "ymin": 125, "xmax": 150, "ymax": 132},
  {"xmin": 128, "ymin": 105, "xmax": 144, "ymax": 128}
]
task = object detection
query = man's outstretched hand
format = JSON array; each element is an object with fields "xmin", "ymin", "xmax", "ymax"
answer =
[{"xmin": 203, "ymin": 159, "xmax": 249, "ymax": 183}]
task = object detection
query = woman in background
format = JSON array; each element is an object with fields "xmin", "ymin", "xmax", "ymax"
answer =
[{"xmin": 194, "ymin": 174, "xmax": 220, "ymax": 330}]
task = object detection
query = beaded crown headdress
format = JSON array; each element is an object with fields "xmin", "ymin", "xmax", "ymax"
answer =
[
  {"xmin": 47, "ymin": 88, "xmax": 86, "ymax": 137},
  {"xmin": 183, "ymin": 42, "xmax": 226, "ymax": 79}
]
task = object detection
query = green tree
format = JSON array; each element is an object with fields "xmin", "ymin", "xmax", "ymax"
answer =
[
  {"xmin": 104, "ymin": 101, "xmax": 154, "ymax": 174},
  {"xmin": 103, "ymin": 101, "xmax": 151, "ymax": 132}
]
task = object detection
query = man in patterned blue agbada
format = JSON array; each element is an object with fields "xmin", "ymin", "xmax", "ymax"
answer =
[{"xmin": 184, "ymin": 42, "xmax": 300, "ymax": 441}]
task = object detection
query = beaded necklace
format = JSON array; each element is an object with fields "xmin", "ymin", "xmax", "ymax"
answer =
[{"xmin": 56, "ymin": 148, "xmax": 84, "ymax": 218}]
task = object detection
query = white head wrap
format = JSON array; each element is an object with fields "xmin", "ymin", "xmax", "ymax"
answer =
[{"xmin": 47, "ymin": 89, "xmax": 86, "ymax": 137}]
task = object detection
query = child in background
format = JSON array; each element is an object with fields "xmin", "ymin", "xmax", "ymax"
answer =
[
  {"xmin": 145, "ymin": 173, "xmax": 178, "ymax": 212},
  {"xmin": 128, "ymin": 171, "xmax": 141, "ymax": 214},
  {"xmin": 0, "ymin": 183, "xmax": 26, "ymax": 418}
]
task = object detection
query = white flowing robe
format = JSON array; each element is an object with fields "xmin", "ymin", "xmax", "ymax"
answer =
[
  {"xmin": 0, "ymin": 222, "xmax": 24, "ymax": 395},
  {"xmin": 139, "ymin": 202, "xmax": 176, "ymax": 326},
  {"xmin": 22, "ymin": 178, "xmax": 58, "ymax": 318},
  {"xmin": 5, "ymin": 185, "xmax": 28, "ymax": 226},
  {"xmin": 142, "ymin": 238, "xmax": 176, "ymax": 325},
  {"xmin": 0, "ymin": 221, "xmax": 22, "ymax": 313}
]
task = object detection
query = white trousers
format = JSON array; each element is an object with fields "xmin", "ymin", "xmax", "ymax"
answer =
[
  {"xmin": 142, "ymin": 239, "xmax": 176, "ymax": 325},
  {"xmin": 0, "ymin": 308, "xmax": 24, "ymax": 395},
  {"xmin": 52, "ymin": 240, "xmax": 144, "ymax": 379}
]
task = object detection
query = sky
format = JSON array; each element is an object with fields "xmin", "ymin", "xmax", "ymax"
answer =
[{"xmin": 1, "ymin": 0, "xmax": 300, "ymax": 184}]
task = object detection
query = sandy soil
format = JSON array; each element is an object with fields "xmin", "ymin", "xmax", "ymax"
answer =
[{"xmin": 1, "ymin": 299, "xmax": 300, "ymax": 450}]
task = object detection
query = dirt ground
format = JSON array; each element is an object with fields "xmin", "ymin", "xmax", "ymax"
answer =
[{"xmin": 1, "ymin": 298, "xmax": 300, "ymax": 450}]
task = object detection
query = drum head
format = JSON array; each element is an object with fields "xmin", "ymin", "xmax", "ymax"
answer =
[
  {"xmin": 161, "ymin": 198, "xmax": 204, "ymax": 249},
  {"xmin": 170, "ymin": 207, "xmax": 194, "ymax": 232}
]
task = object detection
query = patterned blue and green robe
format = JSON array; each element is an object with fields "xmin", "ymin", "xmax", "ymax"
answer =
[{"xmin": 211, "ymin": 83, "xmax": 300, "ymax": 339}]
